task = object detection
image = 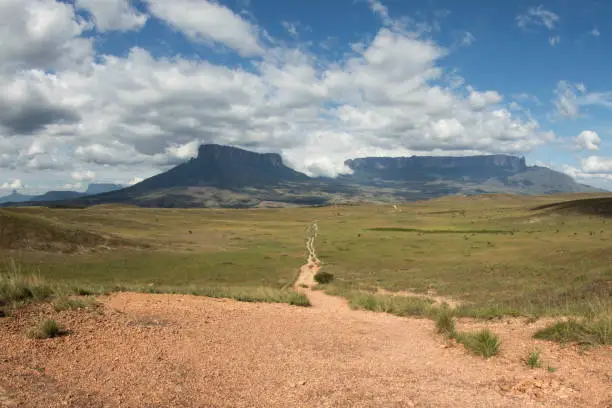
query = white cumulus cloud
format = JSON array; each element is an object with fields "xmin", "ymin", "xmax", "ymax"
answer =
[
  {"xmin": 0, "ymin": 0, "xmax": 560, "ymax": 183},
  {"xmin": 75, "ymin": 0, "xmax": 148, "ymax": 32},
  {"xmin": 574, "ymin": 130, "xmax": 601, "ymax": 151},
  {"xmin": 71, "ymin": 170, "xmax": 96, "ymax": 181},
  {"xmin": 145, "ymin": 0, "xmax": 264, "ymax": 56},
  {"xmin": 127, "ymin": 176, "xmax": 143, "ymax": 186},
  {"xmin": 0, "ymin": 0, "xmax": 92, "ymax": 72},
  {"xmin": 1, "ymin": 179, "xmax": 23, "ymax": 189},
  {"xmin": 581, "ymin": 156, "xmax": 612, "ymax": 173},
  {"xmin": 62, "ymin": 182, "xmax": 83, "ymax": 190}
]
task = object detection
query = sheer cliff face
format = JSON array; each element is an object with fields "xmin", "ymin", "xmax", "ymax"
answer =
[
  {"xmin": 196, "ymin": 144, "xmax": 286, "ymax": 169},
  {"xmin": 129, "ymin": 144, "xmax": 308, "ymax": 192},
  {"xmin": 343, "ymin": 155, "xmax": 528, "ymax": 182}
]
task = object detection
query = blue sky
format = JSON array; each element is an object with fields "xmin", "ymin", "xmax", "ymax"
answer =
[{"xmin": 0, "ymin": 0, "xmax": 611, "ymax": 193}]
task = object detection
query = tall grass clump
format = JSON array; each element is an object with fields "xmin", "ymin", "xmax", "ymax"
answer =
[
  {"xmin": 525, "ymin": 350, "xmax": 542, "ymax": 368},
  {"xmin": 0, "ymin": 260, "xmax": 53, "ymax": 311},
  {"xmin": 453, "ymin": 329, "xmax": 501, "ymax": 358},
  {"xmin": 287, "ymin": 292, "xmax": 312, "ymax": 307},
  {"xmin": 52, "ymin": 296, "xmax": 99, "ymax": 312},
  {"xmin": 135, "ymin": 285, "xmax": 313, "ymax": 307},
  {"xmin": 534, "ymin": 317, "xmax": 611, "ymax": 346},
  {"xmin": 435, "ymin": 308, "xmax": 456, "ymax": 335},
  {"xmin": 348, "ymin": 293, "xmax": 435, "ymax": 317},
  {"xmin": 26, "ymin": 319, "xmax": 63, "ymax": 339}
]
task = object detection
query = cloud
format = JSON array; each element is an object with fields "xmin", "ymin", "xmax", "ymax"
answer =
[
  {"xmin": 75, "ymin": 141, "xmax": 149, "ymax": 166},
  {"xmin": 75, "ymin": 0, "xmax": 148, "ymax": 32},
  {"xmin": 549, "ymin": 36, "xmax": 560, "ymax": 46},
  {"xmin": 581, "ymin": 92, "xmax": 612, "ymax": 109},
  {"xmin": 517, "ymin": 5, "xmax": 560, "ymax": 31},
  {"xmin": 367, "ymin": 0, "xmax": 394, "ymax": 27},
  {"xmin": 1, "ymin": 179, "xmax": 23, "ymax": 189},
  {"xmin": 127, "ymin": 176, "xmax": 143, "ymax": 186},
  {"xmin": 554, "ymin": 80, "xmax": 612, "ymax": 118},
  {"xmin": 0, "ymin": 71, "xmax": 81, "ymax": 135},
  {"xmin": 513, "ymin": 93, "xmax": 541, "ymax": 105},
  {"xmin": 282, "ymin": 21, "xmax": 298, "ymax": 38},
  {"xmin": 62, "ymin": 182, "xmax": 83, "ymax": 190},
  {"xmin": 590, "ymin": 28, "xmax": 600, "ymax": 37},
  {"xmin": 508, "ymin": 101, "xmax": 521, "ymax": 111},
  {"xmin": 581, "ymin": 156, "xmax": 612, "ymax": 173},
  {"xmin": 460, "ymin": 32, "xmax": 475, "ymax": 46},
  {"xmin": 145, "ymin": 0, "xmax": 264, "ymax": 57},
  {"xmin": 574, "ymin": 130, "xmax": 601, "ymax": 151},
  {"xmin": 164, "ymin": 140, "xmax": 200, "ymax": 164},
  {"xmin": 467, "ymin": 87, "xmax": 503, "ymax": 110},
  {"xmin": 0, "ymin": 0, "xmax": 557, "ymax": 180},
  {"xmin": 366, "ymin": 0, "xmax": 444, "ymax": 35},
  {"xmin": 0, "ymin": 0, "xmax": 92, "ymax": 72},
  {"xmin": 71, "ymin": 170, "xmax": 96, "ymax": 181},
  {"xmin": 553, "ymin": 81, "xmax": 584, "ymax": 118}
]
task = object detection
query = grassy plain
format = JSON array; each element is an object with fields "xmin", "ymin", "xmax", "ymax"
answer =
[{"xmin": 1, "ymin": 193, "xmax": 611, "ymax": 321}]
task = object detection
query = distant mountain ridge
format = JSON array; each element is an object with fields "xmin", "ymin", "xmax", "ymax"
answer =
[
  {"xmin": 0, "ymin": 183, "xmax": 122, "ymax": 205},
  {"xmin": 0, "ymin": 190, "xmax": 32, "ymax": 204},
  {"xmin": 85, "ymin": 183, "xmax": 123, "ymax": 195},
  {"xmin": 1, "ymin": 144, "xmax": 605, "ymax": 208}
]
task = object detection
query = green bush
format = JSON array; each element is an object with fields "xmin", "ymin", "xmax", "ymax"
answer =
[
  {"xmin": 288, "ymin": 292, "xmax": 311, "ymax": 307},
  {"xmin": 314, "ymin": 271, "xmax": 334, "ymax": 284}
]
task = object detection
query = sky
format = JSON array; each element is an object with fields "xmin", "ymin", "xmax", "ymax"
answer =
[{"xmin": 1, "ymin": 0, "xmax": 612, "ymax": 194}]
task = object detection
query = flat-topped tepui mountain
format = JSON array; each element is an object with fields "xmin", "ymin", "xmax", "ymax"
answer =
[
  {"xmin": 2, "ymin": 144, "xmax": 605, "ymax": 208},
  {"xmin": 129, "ymin": 144, "xmax": 309, "ymax": 193},
  {"xmin": 344, "ymin": 155, "xmax": 528, "ymax": 182}
]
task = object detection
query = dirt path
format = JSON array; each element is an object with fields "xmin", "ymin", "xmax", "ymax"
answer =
[
  {"xmin": 0, "ymin": 239, "xmax": 610, "ymax": 407},
  {"xmin": 0, "ymin": 289, "xmax": 611, "ymax": 407}
]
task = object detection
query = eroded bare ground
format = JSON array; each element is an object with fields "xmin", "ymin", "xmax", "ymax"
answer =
[{"xmin": 1, "ymin": 276, "xmax": 611, "ymax": 408}]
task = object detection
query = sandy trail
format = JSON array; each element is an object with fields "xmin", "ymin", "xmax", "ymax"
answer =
[
  {"xmin": 0, "ymin": 239, "xmax": 610, "ymax": 407},
  {"xmin": 0, "ymin": 288, "xmax": 611, "ymax": 407}
]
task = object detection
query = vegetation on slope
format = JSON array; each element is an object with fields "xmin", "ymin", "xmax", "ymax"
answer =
[
  {"xmin": 1, "ymin": 194, "xmax": 610, "ymax": 326},
  {"xmin": 532, "ymin": 196, "xmax": 612, "ymax": 217},
  {"xmin": 0, "ymin": 209, "xmax": 136, "ymax": 252}
]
